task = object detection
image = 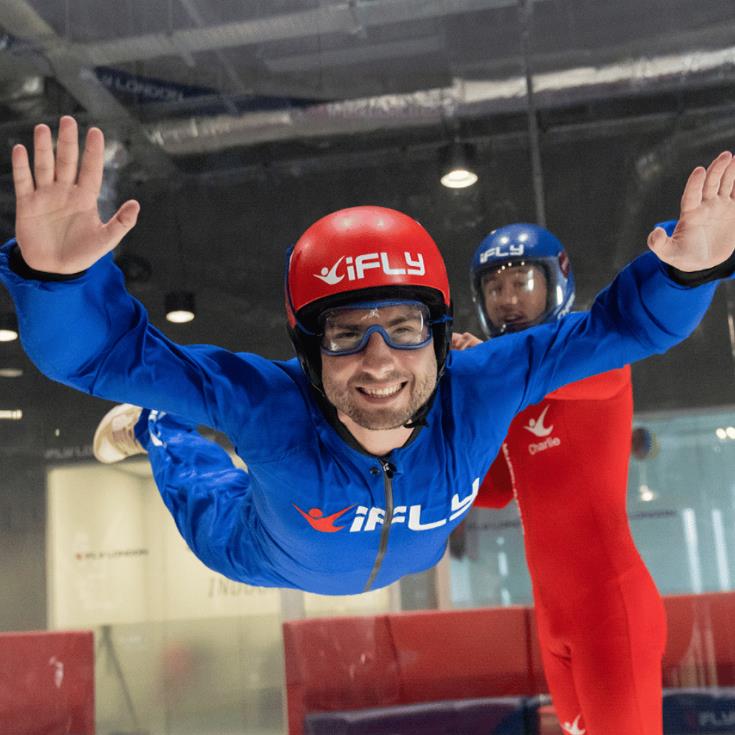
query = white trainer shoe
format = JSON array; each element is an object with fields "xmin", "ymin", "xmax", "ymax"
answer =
[{"xmin": 93, "ymin": 403, "xmax": 147, "ymax": 464}]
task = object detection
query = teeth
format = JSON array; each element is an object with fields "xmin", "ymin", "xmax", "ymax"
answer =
[{"xmin": 362, "ymin": 384, "xmax": 402, "ymax": 397}]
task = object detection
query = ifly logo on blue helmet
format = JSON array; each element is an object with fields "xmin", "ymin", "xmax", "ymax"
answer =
[
  {"xmin": 478, "ymin": 243, "xmax": 525, "ymax": 264},
  {"xmin": 471, "ymin": 224, "xmax": 568, "ymax": 273},
  {"xmin": 470, "ymin": 223, "xmax": 576, "ymax": 338}
]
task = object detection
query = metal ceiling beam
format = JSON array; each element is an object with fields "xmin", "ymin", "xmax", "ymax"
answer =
[
  {"xmin": 0, "ymin": 0, "xmax": 176, "ymax": 174},
  {"xmin": 0, "ymin": 0, "xmax": 129, "ymax": 118},
  {"xmin": 179, "ymin": 0, "xmax": 248, "ymax": 104},
  {"xmin": 68, "ymin": 0, "xmax": 526, "ymax": 66},
  {"xmin": 263, "ymin": 34, "xmax": 447, "ymax": 73},
  {"xmin": 141, "ymin": 39, "xmax": 735, "ymax": 157}
]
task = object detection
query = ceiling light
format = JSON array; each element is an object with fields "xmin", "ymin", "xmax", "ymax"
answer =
[
  {"xmin": 0, "ymin": 313, "xmax": 18, "ymax": 342},
  {"xmin": 0, "ymin": 368, "xmax": 23, "ymax": 378},
  {"xmin": 0, "ymin": 409, "xmax": 22, "ymax": 420},
  {"xmin": 440, "ymin": 142, "xmax": 478, "ymax": 189},
  {"xmin": 165, "ymin": 292, "xmax": 196, "ymax": 324}
]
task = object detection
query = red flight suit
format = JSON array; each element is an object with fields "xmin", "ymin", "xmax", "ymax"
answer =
[{"xmin": 476, "ymin": 367, "xmax": 667, "ymax": 735}]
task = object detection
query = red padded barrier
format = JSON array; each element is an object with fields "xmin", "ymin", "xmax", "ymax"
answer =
[
  {"xmin": 283, "ymin": 592, "xmax": 735, "ymax": 735},
  {"xmin": 283, "ymin": 607, "xmax": 536, "ymax": 735},
  {"xmin": 663, "ymin": 592, "xmax": 735, "ymax": 689},
  {"xmin": 526, "ymin": 607, "xmax": 550, "ymax": 695},
  {"xmin": 283, "ymin": 615, "xmax": 400, "ymax": 735},
  {"xmin": 537, "ymin": 703, "xmax": 564, "ymax": 735},
  {"xmin": 0, "ymin": 629, "xmax": 95, "ymax": 735},
  {"xmin": 388, "ymin": 608, "xmax": 535, "ymax": 701}
]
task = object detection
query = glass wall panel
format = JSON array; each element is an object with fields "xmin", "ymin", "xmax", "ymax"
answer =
[
  {"xmin": 450, "ymin": 406, "xmax": 735, "ymax": 606},
  {"xmin": 45, "ymin": 458, "xmax": 394, "ymax": 734}
]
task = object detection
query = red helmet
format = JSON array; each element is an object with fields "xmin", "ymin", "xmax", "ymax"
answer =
[{"xmin": 285, "ymin": 206, "xmax": 453, "ymax": 390}]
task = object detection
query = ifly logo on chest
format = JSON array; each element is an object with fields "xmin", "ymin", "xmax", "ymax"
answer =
[
  {"xmin": 294, "ymin": 478, "xmax": 479, "ymax": 533},
  {"xmin": 315, "ymin": 251, "xmax": 426, "ymax": 285}
]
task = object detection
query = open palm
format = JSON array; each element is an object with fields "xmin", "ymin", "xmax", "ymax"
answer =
[
  {"xmin": 648, "ymin": 151, "xmax": 735, "ymax": 272},
  {"xmin": 13, "ymin": 116, "xmax": 140, "ymax": 274}
]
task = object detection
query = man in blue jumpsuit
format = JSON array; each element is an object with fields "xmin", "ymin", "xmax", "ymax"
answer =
[{"xmin": 2, "ymin": 115, "xmax": 735, "ymax": 595}]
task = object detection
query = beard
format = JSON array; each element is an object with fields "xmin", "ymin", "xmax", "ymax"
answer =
[{"xmin": 323, "ymin": 365, "xmax": 438, "ymax": 430}]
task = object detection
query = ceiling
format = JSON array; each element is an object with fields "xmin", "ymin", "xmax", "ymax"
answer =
[{"xmin": 0, "ymin": 0, "xmax": 734, "ymax": 457}]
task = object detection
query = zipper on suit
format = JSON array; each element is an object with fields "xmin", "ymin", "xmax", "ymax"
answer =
[{"xmin": 363, "ymin": 459, "xmax": 395, "ymax": 592}]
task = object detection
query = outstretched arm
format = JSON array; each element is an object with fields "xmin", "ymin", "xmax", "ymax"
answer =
[
  {"xmin": 518, "ymin": 151, "xmax": 735, "ymax": 405},
  {"xmin": 1, "ymin": 117, "xmax": 302, "ymax": 453},
  {"xmin": 451, "ymin": 318, "xmax": 632, "ymax": 402},
  {"xmin": 454, "ymin": 152, "xmax": 735, "ymax": 418}
]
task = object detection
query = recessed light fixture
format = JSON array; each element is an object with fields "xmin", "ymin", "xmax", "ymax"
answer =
[
  {"xmin": 0, "ymin": 368, "xmax": 23, "ymax": 378},
  {"xmin": 440, "ymin": 141, "xmax": 478, "ymax": 189},
  {"xmin": 0, "ymin": 313, "xmax": 18, "ymax": 342},
  {"xmin": 0, "ymin": 409, "xmax": 22, "ymax": 420},
  {"xmin": 165, "ymin": 292, "xmax": 196, "ymax": 323}
]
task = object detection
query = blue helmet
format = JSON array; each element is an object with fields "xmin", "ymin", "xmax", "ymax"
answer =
[{"xmin": 470, "ymin": 223, "xmax": 575, "ymax": 338}]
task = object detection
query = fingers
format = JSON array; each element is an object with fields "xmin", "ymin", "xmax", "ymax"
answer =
[
  {"xmin": 55, "ymin": 116, "xmax": 79, "ymax": 184},
  {"xmin": 11, "ymin": 144, "xmax": 34, "ymax": 198},
  {"xmin": 680, "ymin": 152, "xmax": 735, "ymax": 213},
  {"xmin": 100, "ymin": 200, "xmax": 140, "ymax": 253},
  {"xmin": 33, "ymin": 123, "xmax": 55, "ymax": 188},
  {"xmin": 451, "ymin": 332, "xmax": 482, "ymax": 350},
  {"xmin": 17, "ymin": 117, "xmax": 82, "ymax": 193},
  {"xmin": 464, "ymin": 332, "xmax": 482, "ymax": 348},
  {"xmin": 680, "ymin": 166, "xmax": 705, "ymax": 214},
  {"xmin": 76, "ymin": 127, "xmax": 105, "ymax": 196},
  {"xmin": 702, "ymin": 151, "xmax": 733, "ymax": 200},
  {"xmin": 647, "ymin": 226, "xmax": 669, "ymax": 256},
  {"xmin": 718, "ymin": 156, "xmax": 735, "ymax": 198}
]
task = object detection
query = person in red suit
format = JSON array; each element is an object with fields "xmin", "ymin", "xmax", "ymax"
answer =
[{"xmin": 454, "ymin": 222, "xmax": 672, "ymax": 735}]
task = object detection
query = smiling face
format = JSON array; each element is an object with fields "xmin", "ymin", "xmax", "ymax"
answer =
[
  {"xmin": 482, "ymin": 263, "xmax": 548, "ymax": 333},
  {"xmin": 320, "ymin": 303, "xmax": 438, "ymax": 430}
]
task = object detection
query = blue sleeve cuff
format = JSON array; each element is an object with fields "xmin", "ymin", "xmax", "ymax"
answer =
[
  {"xmin": 6, "ymin": 240, "xmax": 87, "ymax": 282},
  {"xmin": 666, "ymin": 249, "xmax": 735, "ymax": 285}
]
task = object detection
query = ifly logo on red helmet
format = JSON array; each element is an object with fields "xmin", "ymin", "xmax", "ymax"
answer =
[{"xmin": 315, "ymin": 252, "xmax": 426, "ymax": 286}]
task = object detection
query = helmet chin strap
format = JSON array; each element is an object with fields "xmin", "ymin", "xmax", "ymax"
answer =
[
  {"xmin": 308, "ymin": 349, "xmax": 443, "ymax": 449},
  {"xmin": 312, "ymin": 386, "xmax": 432, "ymax": 457},
  {"xmin": 403, "ymin": 402, "xmax": 430, "ymax": 428},
  {"xmin": 403, "ymin": 354, "xmax": 446, "ymax": 427}
]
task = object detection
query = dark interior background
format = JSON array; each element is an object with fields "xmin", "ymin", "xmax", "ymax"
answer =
[{"xmin": 0, "ymin": 4, "xmax": 733, "ymax": 611}]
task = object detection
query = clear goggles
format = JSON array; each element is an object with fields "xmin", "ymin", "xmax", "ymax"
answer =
[{"xmin": 319, "ymin": 300, "xmax": 436, "ymax": 356}]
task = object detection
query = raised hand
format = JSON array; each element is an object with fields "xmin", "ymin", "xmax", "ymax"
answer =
[
  {"xmin": 648, "ymin": 151, "xmax": 735, "ymax": 272},
  {"xmin": 12, "ymin": 115, "xmax": 140, "ymax": 274}
]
